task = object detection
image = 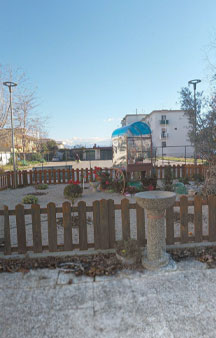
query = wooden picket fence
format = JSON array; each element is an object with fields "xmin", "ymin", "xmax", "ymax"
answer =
[
  {"xmin": 0, "ymin": 164, "xmax": 208, "ymax": 190},
  {"xmin": 1, "ymin": 195, "xmax": 216, "ymax": 256},
  {"xmin": 0, "ymin": 173, "xmax": 8, "ymax": 191}
]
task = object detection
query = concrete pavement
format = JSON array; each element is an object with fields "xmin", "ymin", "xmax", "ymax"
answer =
[{"xmin": 1, "ymin": 258, "xmax": 216, "ymax": 338}]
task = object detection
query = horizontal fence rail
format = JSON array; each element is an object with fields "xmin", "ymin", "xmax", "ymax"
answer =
[
  {"xmin": 0, "ymin": 164, "xmax": 208, "ymax": 190},
  {"xmin": 1, "ymin": 196, "xmax": 215, "ymax": 256}
]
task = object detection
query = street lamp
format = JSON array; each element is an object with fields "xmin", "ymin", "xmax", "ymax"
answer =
[
  {"xmin": 188, "ymin": 79, "xmax": 201, "ymax": 165},
  {"xmin": 3, "ymin": 81, "xmax": 17, "ymax": 188}
]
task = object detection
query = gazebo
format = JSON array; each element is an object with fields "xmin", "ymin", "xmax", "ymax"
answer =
[{"xmin": 112, "ymin": 121, "xmax": 153, "ymax": 174}]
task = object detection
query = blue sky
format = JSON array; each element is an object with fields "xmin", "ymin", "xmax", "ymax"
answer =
[{"xmin": 1, "ymin": 0, "xmax": 216, "ymax": 145}]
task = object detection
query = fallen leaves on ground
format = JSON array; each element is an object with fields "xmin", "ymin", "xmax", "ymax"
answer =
[{"xmin": 0, "ymin": 253, "xmax": 144, "ymax": 277}]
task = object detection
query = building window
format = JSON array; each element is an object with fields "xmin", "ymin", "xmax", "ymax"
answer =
[
  {"xmin": 161, "ymin": 115, "xmax": 166, "ymax": 121},
  {"xmin": 162, "ymin": 141, "xmax": 166, "ymax": 147},
  {"xmin": 174, "ymin": 128, "xmax": 177, "ymax": 130}
]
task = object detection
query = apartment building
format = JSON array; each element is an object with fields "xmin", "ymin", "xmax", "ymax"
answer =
[{"xmin": 121, "ymin": 110, "xmax": 194, "ymax": 157}]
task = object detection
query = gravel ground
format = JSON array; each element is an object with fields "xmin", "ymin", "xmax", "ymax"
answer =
[{"xmin": 0, "ymin": 181, "xmax": 209, "ymax": 249}]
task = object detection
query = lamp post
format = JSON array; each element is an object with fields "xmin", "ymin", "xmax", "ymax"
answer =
[
  {"xmin": 188, "ymin": 79, "xmax": 201, "ymax": 165},
  {"xmin": 3, "ymin": 81, "xmax": 17, "ymax": 188}
]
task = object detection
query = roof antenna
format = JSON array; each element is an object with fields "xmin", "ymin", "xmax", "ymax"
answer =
[{"xmin": 136, "ymin": 108, "xmax": 137, "ymax": 115}]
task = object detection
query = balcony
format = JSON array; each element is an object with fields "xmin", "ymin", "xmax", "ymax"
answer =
[{"xmin": 160, "ymin": 120, "xmax": 169, "ymax": 125}]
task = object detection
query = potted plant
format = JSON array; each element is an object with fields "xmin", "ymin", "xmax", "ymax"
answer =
[{"xmin": 115, "ymin": 239, "xmax": 141, "ymax": 265}]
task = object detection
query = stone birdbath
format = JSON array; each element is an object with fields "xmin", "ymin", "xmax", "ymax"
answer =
[{"xmin": 135, "ymin": 191, "xmax": 176, "ymax": 270}]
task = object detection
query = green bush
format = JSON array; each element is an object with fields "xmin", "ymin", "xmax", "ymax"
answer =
[
  {"xmin": 31, "ymin": 153, "xmax": 43, "ymax": 161},
  {"xmin": 22, "ymin": 195, "xmax": 38, "ymax": 204},
  {"xmin": 64, "ymin": 184, "xmax": 82, "ymax": 200},
  {"xmin": 35, "ymin": 183, "xmax": 49, "ymax": 190}
]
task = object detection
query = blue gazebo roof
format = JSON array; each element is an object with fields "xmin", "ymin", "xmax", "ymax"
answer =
[{"xmin": 112, "ymin": 121, "xmax": 151, "ymax": 138}]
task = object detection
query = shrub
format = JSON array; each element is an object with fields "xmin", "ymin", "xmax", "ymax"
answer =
[
  {"xmin": 64, "ymin": 183, "xmax": 82, "ymax": 200},
  {"xmin": 22, "ymin": 195, "xmax": 38, "ymax": 204},
  {"xmin": 35, "ymin": 183, "xmax": 49, "ymax": 190},
  {"xmin": 31, "ymin": 153, "xmax": 43, "ymax": 161}
]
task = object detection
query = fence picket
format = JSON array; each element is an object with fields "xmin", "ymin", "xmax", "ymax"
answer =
[
  {"xmin": 16, "ymin": 204, "xmax": 27, "ymax": 254},
  {"xmin": 34, "ymin": 170, "xmax": 37, "ymax": 185},
  {"xmin": 177, "ymin": 165, "xmax": 180, "ymax": 178},
  {"xmin": 108, "ymin": 199, "xmax": 115, "ymax": 248},
  {"xmin": 76, "ymin": 169, "xmax": 79, "ymax": 182},
  {"xmin": 48, "ymin": 170, "xmax": 52, "ymax": 184},
  {"xmin": 44, "ymin": 170, "xmax": 47, "ymax": 184},
  {"xmin": 180, "ymin": 196, "xmax": 188, "ymax": 243},
  {"xmin": 58, "ymin": 169, "xmax": 61, "ymax": 184},
  {"xmin": 39, "ymin": 170, "xmax": 42, "ymax": 184},
  {"xmin": 136, "ymin": 204, "xmax": 145, "ymax": 245},
  {"xmin": 18, "ymin": 171, "xmax": 22, "ymax": 186},
  {"xmin": 4, "ymin": 206, "xmax": 11, "ymax": 255},
  {"xmin": 90, "ymin": 168, "xmax": 93, "ymax": 181},
  {"xmin": 85, "ymin": 168, "xmax": 89, "ymax": 183},
  {"xmin": 93, "ymin": 201, "xmax": 100, "ymax": 249},
  {"xmin": 62, "ymin": 169, "xmax": 65, "ymax": 183},
  {"xmin": 47, "ymin": 202, "xmax": 57, "ymax": 252},
  {"xmin": 173, "ymin": 165, "xmax": 176, "ymax": 179},
  {"xmin": 53, "ymin": 169, "xmax": 56, "ymax": 184},
  {"xmin": 81, "ymin": 169, "xmax": 84, "ymax": 183},
  {"xmin": 99, "ymin": 199, "xmax": 109, "ymax": 249},
  {"xmin": 31, "ymin": 204, "xmax": 42, "ymax": 253},
  {"xmin": 193, "ymin": 195, "xmax": 203, "ymax": 242},
  {"xmin": 208, "ymin": 195, "xmax": 216, "ymax": 241},
  {"xmin": 63, "ymin": 201, "xmax": 73, "ymax": 250},
  {"xmin": 121, "ymin": 198, "xmax": 130, "ymax": 240},
  {"xmin": 72, "ymin": 169, "xmax": 75, "ymax": 182},
  {"xmin": 78, "ymin": 201, "xmax": 87, "ymax": 250},
  {"xmin": 166, "ymin": 206, "xmax": 174, "ymax": 245}
]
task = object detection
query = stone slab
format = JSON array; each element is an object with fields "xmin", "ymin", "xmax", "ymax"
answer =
[{"xmin": 1, "ymin": 259, "xmax": 216, "ymax": 338}]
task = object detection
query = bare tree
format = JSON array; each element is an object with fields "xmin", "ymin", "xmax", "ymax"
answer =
[{"xmin": 0, "ymin": 65, "xmax": 48, "ymax": 158}]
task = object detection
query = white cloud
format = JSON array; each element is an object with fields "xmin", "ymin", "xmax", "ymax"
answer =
[{"xmin": 104, "ymin": 117, "xmax": 122, "ymax": 123}]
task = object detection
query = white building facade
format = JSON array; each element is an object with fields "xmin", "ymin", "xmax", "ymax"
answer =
[{"xmin": 121, "ymin": 110, "xmax": 194, "ymax": 157}]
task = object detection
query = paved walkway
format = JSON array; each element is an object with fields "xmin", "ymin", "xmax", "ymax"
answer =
[{"xmin": 1, "ymin": 259, "xmax": 216, "ymax": 338}]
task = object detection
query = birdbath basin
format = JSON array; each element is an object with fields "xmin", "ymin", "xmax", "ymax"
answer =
[{"xmin": 135, "ymin": 191, "xmax": 176, "ymax": 270}]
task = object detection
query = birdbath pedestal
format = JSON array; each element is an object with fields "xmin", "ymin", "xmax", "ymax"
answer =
[{"xmin": 135, "ymin": 191, "xmax": 176, "ymax": 270}]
